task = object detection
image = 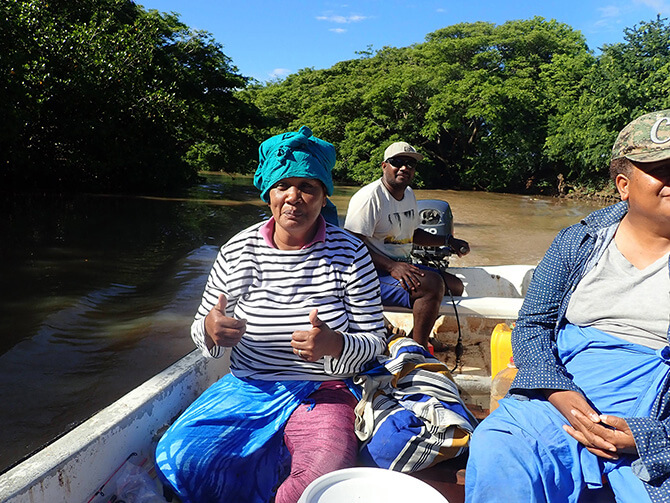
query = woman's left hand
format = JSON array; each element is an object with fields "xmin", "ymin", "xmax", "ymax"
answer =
[
  {"xmin": 291, "ymin": 309, "xmax": 344, "ymax": 361},
  {"xmin": 563, "ymin": 410, "xmax": 638, "ymax": 459}
]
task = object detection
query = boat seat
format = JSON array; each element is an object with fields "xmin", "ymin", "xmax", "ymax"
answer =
[{"xmin": 385, "ymin": 296, "xmax": 525, "ymax": 320}]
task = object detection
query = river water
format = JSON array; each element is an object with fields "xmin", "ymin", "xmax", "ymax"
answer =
[{"xmin": 0, "ymin": 174, "xmax": 606, "ymax": 473}]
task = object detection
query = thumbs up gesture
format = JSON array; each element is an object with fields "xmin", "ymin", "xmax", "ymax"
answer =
[
  {"xmin": 309, "ymin": 309, "xmax": 324, "ymax": 329},
  {"xmin": 204, "ymin": 294, "xmax": 246, "ymax": 349},
  {"xmin": 291, "ymin": 308, "xmax": 344, "ymax": 361}
]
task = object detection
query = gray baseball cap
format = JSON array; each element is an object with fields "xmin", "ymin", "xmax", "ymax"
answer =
[
  {"xmin": 612, "ymin": 109, "xmax": 670, "ymax": 162},
  {"xmin": 384, "ymin": 141, "xmax": 424, "ymax": 161}
]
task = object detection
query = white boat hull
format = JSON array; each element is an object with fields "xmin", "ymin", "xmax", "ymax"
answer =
[{"xmin": 384, "ymin": 265, "xmax": 534, "ymax": 411}]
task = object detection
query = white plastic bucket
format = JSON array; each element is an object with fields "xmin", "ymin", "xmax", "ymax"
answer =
[{"xmin": 297, "ymin": 467, "xmax": 450, "ymax": 503}]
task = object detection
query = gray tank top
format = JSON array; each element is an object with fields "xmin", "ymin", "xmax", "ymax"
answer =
[{"xmin": 566, "ymin": 239, "xmax": 670, "ymax": 349}]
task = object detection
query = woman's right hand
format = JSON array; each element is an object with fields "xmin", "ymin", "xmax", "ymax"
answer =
[{"xmin": 204, "ymin": 294, "xmax": 246, "ymax": 349}]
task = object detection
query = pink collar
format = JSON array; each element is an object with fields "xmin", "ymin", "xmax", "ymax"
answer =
[{"xmin": 260, "ymin": 215, "xmax": 327, "ymax": 249}]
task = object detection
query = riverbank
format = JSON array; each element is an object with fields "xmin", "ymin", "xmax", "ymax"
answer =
[
  {"xmin": 207, "ymin": 171, "xmax": 622, "ymax": 203},
  {"xmin": 559, "ymin": 179, "xmax": 620, "ymax": 204}
]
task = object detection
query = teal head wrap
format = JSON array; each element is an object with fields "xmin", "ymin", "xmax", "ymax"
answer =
[{"xmin": 254, "ymin": 126, "xmax": 335, "ymax": 203}]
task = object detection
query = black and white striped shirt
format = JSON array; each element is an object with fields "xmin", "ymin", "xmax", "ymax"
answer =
[{"xmin": 191, "ymin": 219, "xmax": 387, "ymax": 380}]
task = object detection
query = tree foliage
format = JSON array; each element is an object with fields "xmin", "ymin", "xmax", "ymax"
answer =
[
  {"xmin": 1, "ymin": 0, "xmax": 259, "ymax": 193},
  {"xmin": 4, "ymin": 3, "xmax": 670, "ymax": 195},
  {"xmin": 245, "ymin": 16, "xmax": 670, "ymax": 194},
  {"xmin": 545, "ymin": 16, "xmax": 670, "ymax": 188}
]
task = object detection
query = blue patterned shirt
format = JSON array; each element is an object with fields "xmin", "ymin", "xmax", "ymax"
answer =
[{"xmin": 509, "ymin": 201, "xmax": 670, "ymax": 502}]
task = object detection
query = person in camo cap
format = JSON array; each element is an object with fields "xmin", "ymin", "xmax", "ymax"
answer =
[{"xmin": 465, "ymin": 110, "xmax": 670, "ymax": 502}]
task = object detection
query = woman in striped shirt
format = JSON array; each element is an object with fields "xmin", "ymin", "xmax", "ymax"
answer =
[{"xmin": 155, "ymin": 126, "xmax": 387, "ymax": 503}]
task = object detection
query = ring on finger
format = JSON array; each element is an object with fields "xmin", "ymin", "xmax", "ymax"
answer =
[{"xmin": 298, "ymin": 349, "xmax": 303, "ymax": 358}]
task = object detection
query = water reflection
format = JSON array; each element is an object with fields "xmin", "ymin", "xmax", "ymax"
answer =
[
  {"xmin": 0, "ymin": 174, "xmax": 269, "ymax": 472},
  {"xmin": 0, "ymin": 174, "xmax": 607, "ymax": 472}
]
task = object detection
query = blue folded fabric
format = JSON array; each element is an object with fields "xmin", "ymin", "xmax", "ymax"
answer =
[{"xmin": 155, "ymin": 373, "xmax": 321, "ymax": 503}]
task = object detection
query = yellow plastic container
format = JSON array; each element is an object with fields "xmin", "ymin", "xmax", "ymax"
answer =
[{"xmin": 490, "ymin": 322, "xmax": 514, "ymax": 378}]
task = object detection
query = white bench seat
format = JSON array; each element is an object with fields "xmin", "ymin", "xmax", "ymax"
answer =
[{"xmin": 385, "ymin": 296, "xmax": 524, "ymax": 320}]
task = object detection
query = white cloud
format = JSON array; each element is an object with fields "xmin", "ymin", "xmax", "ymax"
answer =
[
  {"xmin": 316, "ymin": 14, "xmax": 368, "ymax": 23},
  {"xmin": 330, "ymin": 28, "xmax": 347, "ymax": 33},
  {"xmin": 436, "ymin": 7, "xmax": 446, "ymax": 13},
  {"xmin": 268, "ymin": 68, "xmax": 291, "ymax": 79},
  {"xmin": 635, "ymin": 0, "xmax": 670, "ymax": 13},
  {"xmin": 594, "ymin": 0, "xmax": 670, "ymax": 31}
]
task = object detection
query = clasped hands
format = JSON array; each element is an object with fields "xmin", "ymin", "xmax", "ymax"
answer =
[
  {"xmin": 545, "ymin": 389, "xmax": 638, "ymax": 460},
  {"xmin": 204, "ymin": 294, "xmax": 343, "ymax": 360}
]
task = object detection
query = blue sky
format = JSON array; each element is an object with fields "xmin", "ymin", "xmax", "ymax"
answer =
[{"xmin": 138, "ymin": 0, "xmax": 670, "ymax": 82}]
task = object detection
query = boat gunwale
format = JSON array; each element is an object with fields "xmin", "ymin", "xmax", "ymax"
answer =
[{"xmin": 0, "ymin": 350, "xmax": 229, "ymax": 503}]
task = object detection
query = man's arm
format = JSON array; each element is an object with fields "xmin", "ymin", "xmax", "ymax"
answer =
[
  {"xmin": 349, "ymin": 231, "xmax": 426, "ymax": 292},
  {"xmin": 349, "ymin": 232, "xmax": 399, "ymax": 272}
]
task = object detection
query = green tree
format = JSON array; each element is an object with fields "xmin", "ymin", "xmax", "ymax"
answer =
[
  {"xmin": 418, "ymin": 18, "xmax": 592, "ymax": 191},
  {"xmin": 0, "ymin": 0, "xmax": 259, "ymax": 193},
  {"xmin": 545, "ymin": 16, "xmax": 670, "ymax": 188},
  {"xmin": 246, "ymin": 17, "xmax": 593, "ymax": 193}
]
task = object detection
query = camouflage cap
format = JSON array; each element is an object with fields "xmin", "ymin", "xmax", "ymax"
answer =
[{"xmin": 612, "ymin": 109, "xmax": 670, "ymax": 162}]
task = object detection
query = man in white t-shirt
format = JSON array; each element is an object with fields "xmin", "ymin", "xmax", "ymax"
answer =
[{"xmin": 344, "ymin": 141, "xmax": 470, "ymax": 348}]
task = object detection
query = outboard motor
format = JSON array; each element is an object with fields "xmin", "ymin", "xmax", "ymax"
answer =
[
  {"xmin": 410, "ymin": 199, "xmax": 455, "ymax": 271},
  {"xmin": 413, "ymin": 199, "xmax": 466, "ymax": 370}
]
